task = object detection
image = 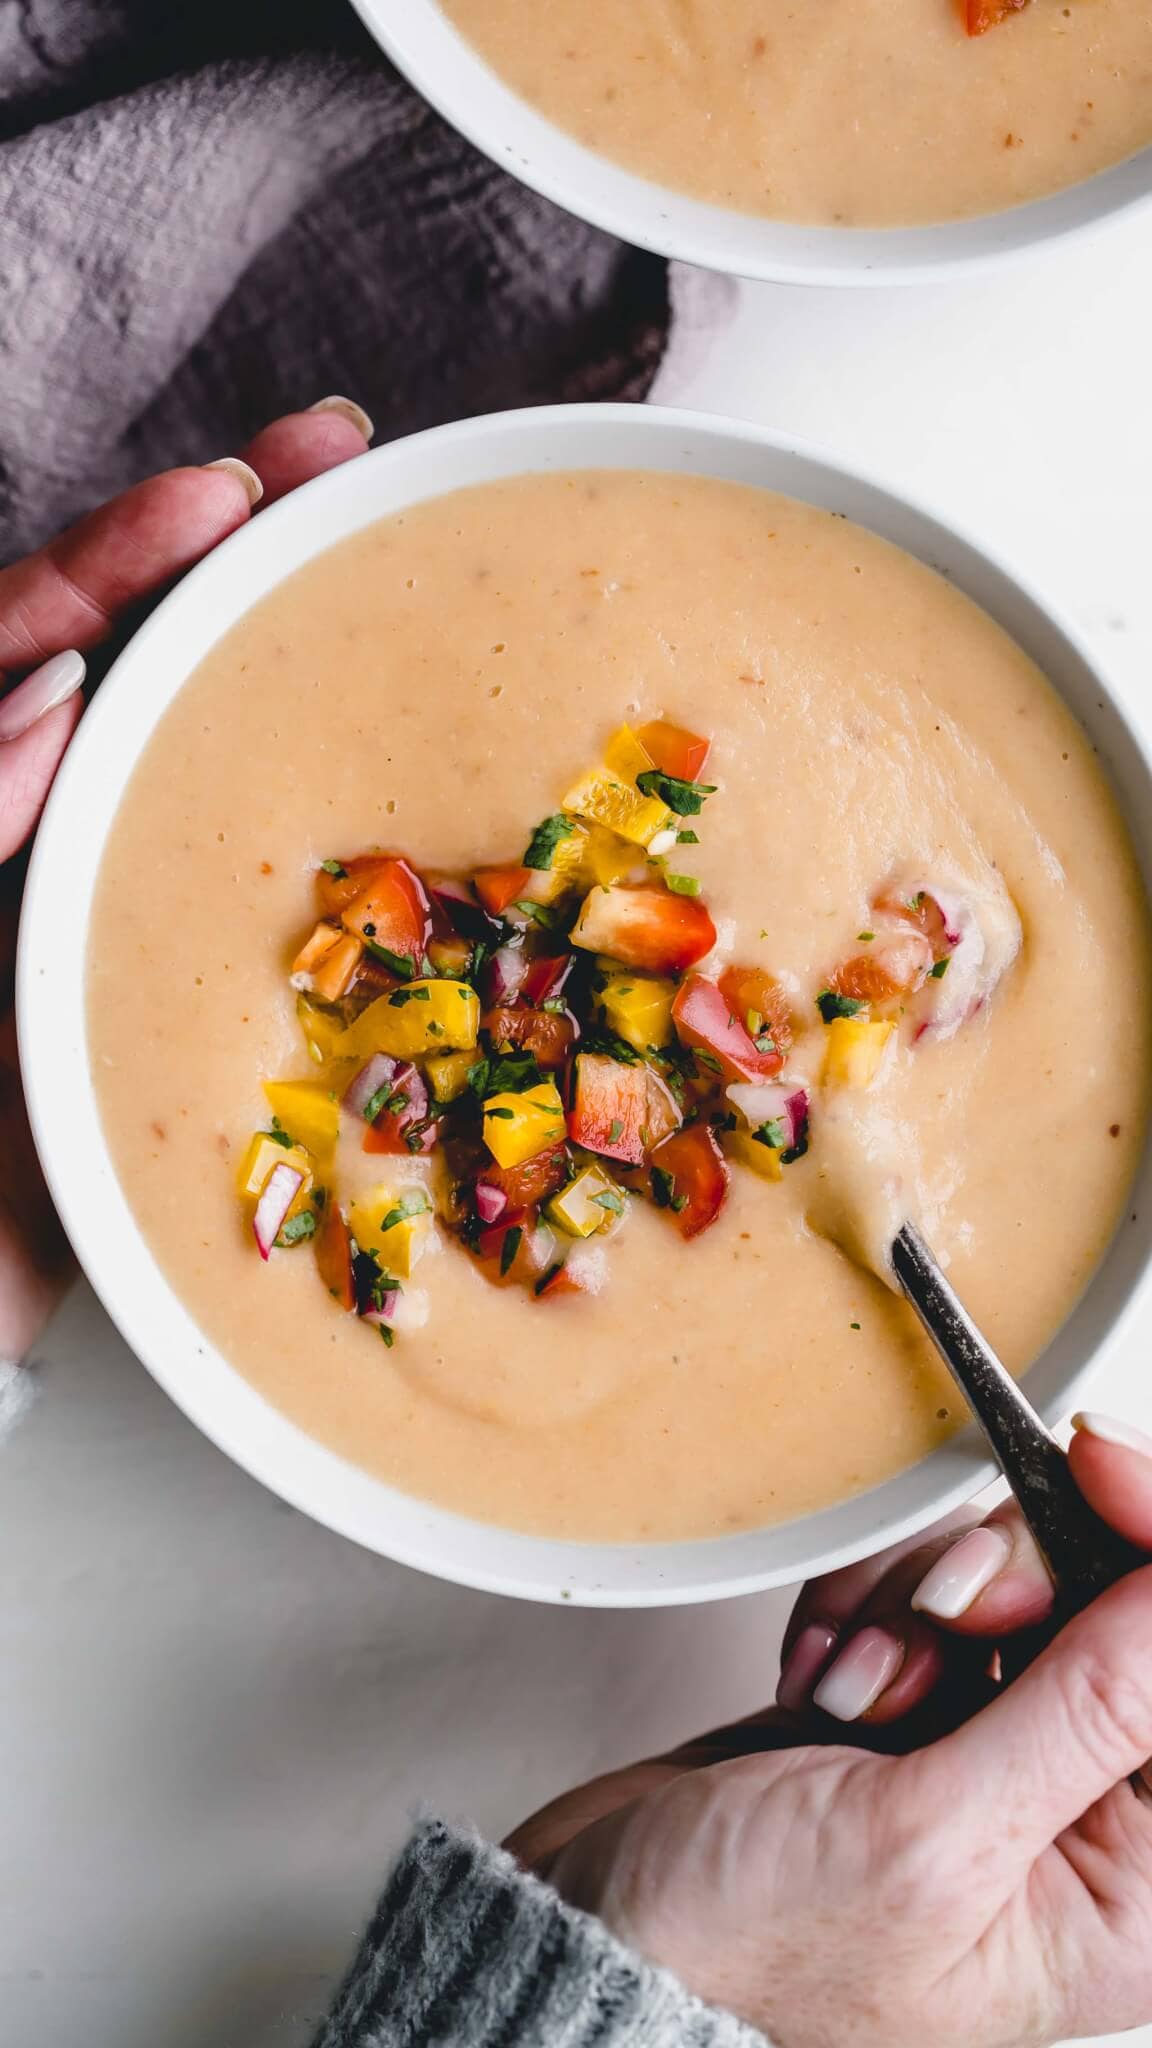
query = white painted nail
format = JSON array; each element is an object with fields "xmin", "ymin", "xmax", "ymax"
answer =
[
  {"xmin": 911, "ymin": 1525, "xmax": 1014, "ymax": 1620},
  {"xmin": 203, "ymin": 457, "xmax": 263, "ymax": 506},
  {"xmin": 308, "ymin": 395, "xmax": 375, "ymax": 442},
  {"xmin": 1072, "ymin": 1412, "xmax": 1152, "ymax": 1459},
  {"xmin": 0, "ymin": 649, "xmax": 86, "ymax": 743},
  {"xmin": 813, "ymin": 1626, "xmax": 904, "ymax": 1723}
]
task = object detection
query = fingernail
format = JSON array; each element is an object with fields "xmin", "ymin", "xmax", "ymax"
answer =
[
  {"xmin": 813, "ymin": 1626, "xmax": 904, "ymax": 1723},
  {"xmin": 911, "ymin": 1525, "xmax": 1014, "ymax": 1621},
  {"xmin": 308, "ymin": 395, "xmax": 375, "ymax": 442},
  {"xmin": 1073, "ymin": 1412, "xmax": 1152, "ymax": 1459},
  {"xmin": 203, "ymin": 457, "xmax": 263, "ymax": 506},
  {"xmin": 777, "ymin": 1622, "xmax": 839, "ymax": 1713},
  {"xmin": 0, "ymin": 649, "xmax": 86, "ymax": 743}
]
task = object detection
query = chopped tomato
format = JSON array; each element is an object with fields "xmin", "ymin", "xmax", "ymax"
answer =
[
  {"xmin": 479, "ymin": 1140, "xmax": 571, "ymax": 1211},
  {"xmin": 570, "ymin": 885, "xmax": 717, "ymax": 975},
  {"xmin": 535, "ymin": 1259, "xmax": 592, "ymax": 1300},
  {"xmin": 568, "ymin": 1052, "xmax": 649, "ymax": 1164},
  {"xmin": 363, "ymin": 1114, "xmax": 438, "ymax": 1156},
  {"xmin": 672, "ymin": 974, "xmax": 784, "ymax": 1083},
  {"xmin": 716, "ymin": 965, "xmax": 794, "ymax": 1062},
  {"xmin": 636, "ymin": 719, "xmax": 711, "ymax": 783},
  {"xmin": 482, "ymin": 1005, "xmax": 576, "ymax": 1069},
  {"xmin": 317, "ymin": 854, "xmax": 395, "ymax": 918},
  {"xmin": 340, "ymin": 857, "xmax": 430, "ymax": 964},
  {"xmin": 644, "ymin": 1066, "xmax": 683, "ymax": 1150},
  {"xmin": 873, "ymin": 884, "xmax": 950, "ymax": 953},
  {"xmin": 427, "ymin": 934, "xmax": 473, "ymax": 978},
  {"xmin": 314, "ymin": 1205, "xmax": 355, "ymax": 1311},
  {"xmin": 473, "ymin": 866, "xmax": 532, "ymax": 917},
  {"xmin": 292, "ymin": 921, "xmax": 362, "ymax": 1002},
  {"xmin": 520, "ymin": 952, "xmax": 574, "ymax": 1005},
  {"xmin": 963, "ymin": 0, "xmax": 1029, "ymax": 33},
  {"xmin": 830, "ymin": 933, "xmax": 933, "ymax": 1003},
  {"xmin": 649, "ymin": 1124, "xmax": 729, "ymax": 1240},
  {"xmin": 476, "ymin": 1210, "xmax": 557, "ymax": 1287},
  {"xmin": 349, "ymin": 952, "xmax": 403, "ymax": 1002}
]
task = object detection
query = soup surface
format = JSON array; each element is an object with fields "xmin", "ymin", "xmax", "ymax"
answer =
[
  {"xmin": 88, "ymin": 472, "xmax": 1150, "ymax": 1541},
  {"xmin": 440, "ymin": 0, "xmax": 1152, "ymax": 226}
]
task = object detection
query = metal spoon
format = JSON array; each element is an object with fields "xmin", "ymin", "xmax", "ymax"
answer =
[{"xmin": 892, "ymin": 1220, "xmax": 1146, "ymax": 1622}]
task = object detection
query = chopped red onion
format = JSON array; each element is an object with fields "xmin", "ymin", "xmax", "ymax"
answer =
[
  {"xmin": 253, "ymin": 1163, "xmax": 304, "ymax": 1260},
  {"xmin": 480, "ymin": 943, "xmax": 529, "ymax": 1007},
  {"xmin": 726, "ymin": 1080, "xmax": 807, "ymax": 1151},
  {"xmin": 427, "ymin": 875, "xmax": 502, "ymax": 942},
  {"xmin": 908, "ymin": 879, "xmax": 1021, "ymax": 1041},
  {"xmin": 475, "ymin": 1182, "xmax": 508, "ymax": 1225}
]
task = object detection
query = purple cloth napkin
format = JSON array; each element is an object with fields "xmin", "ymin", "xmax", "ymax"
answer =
[{"xmin": 0, "ymin": 0, "xmax": 670, "ymax": 561}]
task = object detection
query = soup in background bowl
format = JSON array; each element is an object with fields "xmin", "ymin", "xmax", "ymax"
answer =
[
  {"xmin": 19, "ymin": 406, "xmax": 1152, "ymax": 1603},
  {"xmin": 356, "ymin": 0, "xmax": 1152, "ymax": 284}
]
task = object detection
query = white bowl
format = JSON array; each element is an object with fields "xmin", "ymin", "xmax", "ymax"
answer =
[
  {"xmin": 352, "ymin": 0, "xmax": 1152, "ymax": 287},
  {"xmin": 19, "ymin": 404, "xmax": 1152, "ymax": 1604}
]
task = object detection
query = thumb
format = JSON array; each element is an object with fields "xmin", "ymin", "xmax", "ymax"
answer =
[
  {"xmin": 918, "ymin": 1563, "xmax": 1152, "ymax": 1870},
  {"xmin": 0, "ymin": 693, "xmax": 85, "ymax": 862}
]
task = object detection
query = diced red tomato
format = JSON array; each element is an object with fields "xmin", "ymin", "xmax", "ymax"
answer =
[
  {"xmin": 340, "ymin": 857, "xmax": 430, "ymax": 964},
  {"xmin": 964, "ymin": 0, "xmax": 1029, "ymax": 33},
  {"xmin": 476, "ymin": 1210, "xmax": 556, "ymax": 1287},
  {"xmin": 314, "ymin": 1205, "xmax": 355, "ymax": 1311},
  {"xmin": 520, "ymin": 953, "xmax": 574, "ymax": 1005},
  {"xmin": 716, "ymin": 966, "xmax": 794, "ymax": 1062},
  {"xmin": 292, "ymin": 921, "xmax": 363, "ymax": 1002},
  {"xmin": 644, "ymin": 1066, "xmax": 683, "ymax": 1150},
  {"xmin": 636, "ymin": 719, "xmax": 711, "ymax": 783},
  {"xmin": 570, "ymin": 886, "xmax": 717, "ymax": 975},
  {"xmin": 348, "ymin": 952, "xmax": 402, "ymax": 1002},
  {"xmin": 317, "ymin": 855, "xmax": 392, "ymax": 918},
  {"xmin": 363, "ymin": 1115, "xmax": 438, "ymax": 1156},
  {"xmin": 649, "ymin": 1124, "xmax": 729, "ymax": 1240},
  {"xmin": 568, "ymin": 1053, "xmax": 649, "ymax": 1164},
  {"xmin": 830, "ymin": 933, "xmax": 933, "ymax": 1003},
  {"xmin": 473, "ymin": 866, "xmax": 532, "ymax": 917},
  {"xmin": 482, "ymin": 1005, "xmax": 576, "ymax": 1069},
  {"xmin": 672, "ymin": 975, "xmax": 784, "ymax": 1083},
  {"xmin": 873, "ymin": 884, "xmax": 950, "ymax": 953},
  {"xmin": 535, "ymin": 1259, "xmax": 591, "ymax": 1300},
  {"xmin": 479, "ymin": 1140, "xmax": 571, "ymax": 1210}
]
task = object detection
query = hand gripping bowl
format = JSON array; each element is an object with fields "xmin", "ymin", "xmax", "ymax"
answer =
[
  {"xmin": 352, "ymin": 0, "xmax": 1152, "ymax": 287},
  {"xmin": 18, "ymin": 404, "xmax": 1152, "ymax": 1604}
]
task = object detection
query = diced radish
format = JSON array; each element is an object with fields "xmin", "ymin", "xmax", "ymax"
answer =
[
  {"xmin": 893, "ymin": 876, "xmax": 1022, "ymax": 1041},
  {"xmin": 727, "ymin": 1080, "xmax": 809, "ymax": 1153},
  {"xmin": 636, "ymin": 719, "xmax": 711, "ymax": 783},
  {"xmin": 649, "ymin": 1125, "xmax": 729, "ymax": 1239},
  {"xmin": 520, "ymin": 953, "xmax": 573, "ymax": 1005},
  {"xmin": 479, "ymin": 943, "xmax": 530, "ymax": 1008},
  {"xmin": 482, "ymin": 1005, "xmax": 576, "ymax": 1069},
  {"xmin": 475, "ymin": 1182, "xmax": 508, "ymax": 1225},
  {"xmin": 673, "ymin": 974, "xmax": 784, "ymax": 1082},
  {"xmin": 570, "ymin": 885, "xmax": 716, "ymax": 974},
  {"xmin": 341, "ymin": 857, "xmax": 430, "ymax": 964},
  {"xmin": 315, "ymin": 1205, "xmax": 355, "ymax": 1310},
  {"xmin": 363, "ymin": 1064, "xmax": 437, "ymax": 1155},
  {"xmin": 344, "ymin": 1053, "xmax": 400, "ymax": 1121},
  {"xmin": 253, "ymin": 1163, "xmax": 304, "ymax": 1260},
  {"xmin": 830, "ymin": 933, "xmax": 934, "ymax": 1003},
  {"xmin": 569, "ymin": 1053, "xmax": 649, "ymax": 1164},
  {"xmin": 478, "ymin": 1140, "xmax": 570, "ymax": 1211}
]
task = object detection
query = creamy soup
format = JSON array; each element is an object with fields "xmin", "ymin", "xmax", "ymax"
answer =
[
  {"xmin": 440, "ymin": 0, "xmax": 1152, "ymax": 227},
  {"xmin": 88, "ymin": 473, "xmax": 1150, "ymax": 1542}
]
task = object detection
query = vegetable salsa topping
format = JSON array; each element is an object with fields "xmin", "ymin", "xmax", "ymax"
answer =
[{"xmin": 236, "ymin": 721, "xmax": 1014, "ymax": 1345}]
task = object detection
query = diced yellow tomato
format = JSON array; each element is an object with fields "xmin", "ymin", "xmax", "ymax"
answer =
[
  {"xmin": 635, "ymin": 719, "xmax": 711, "ymax": 783},
  {"xmin": 600, "ymin": 974, "xmax": 676, "ymax": 1054},
  {"xmin": 482, "ymin": 1082, "xmax": 567, "ymax": 1168},
  {"xmin": 236, "ymin": 1133, "xmax": 313, "ymax": 1212},
  {"xmin": 296, "ymin": 993, "xmax": 347, "ymax": 1066},
  {"xmin": 723, "ymin": 1128, "xmax": 784, "ymax": 1182},
  {"xmin": 426, "ymin": 935, "xmax": 474, "ymax": 978},
  {"xmin": 562, "ymin": 725, "xmax": 671, "ymax": 849},
  {"xmin": 426, "ymin": 1049, "xmax": 477, "ymax": 1103},
  {"xmin": 292, "ymin": 921, "xmax": 362, "ymax": 1002},
  {"xmin": 336, "ymin": 980, "xmax": 480, "ymax": 1061},
  {"xmin": 822, "ymin": 1016, "xmax": 895, "ymax": 1089},
  {"xmin": 580, "ymin": 825, "xmax": 640, "ymax": 889},
  {"xmin": 545, "ymin": 1164, "xmax": 624, "ymax": 1238},
  {"xmin": 261, "ymin": 1080, "xmax": 340, "ymax": 1161},
  {"xmin": 347, "ymin": 1186, "xmax": 433, "ymax": 1279}
]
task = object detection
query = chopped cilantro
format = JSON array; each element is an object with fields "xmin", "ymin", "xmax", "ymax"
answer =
[
  {"xmin": 404, "ymin": 1117, "xmax": 439, "ymax": 1152},
  {"xmin": 523, "ymin": 813, "xmax": 578, "ymax": 871},
  {"xmin": 816, "ymin": 990, "xmax": 865, "ymax": 1023},
  {"xmin": 534, "ymin": 1262, "xmax": 563, "ymax": 1297},
  {"xmin": 541, "ymin": 996, "xmax": 568, "ymax": 1013},
  {"xmin": 850, "ymin": 1321, "xmax": 861, "ymax": 1331},
  {"xmin": 367, "ymin": 942, "xmax": 414, "ymax": 979},
  {"xmin": 650, "ymin": 1166, "xmax": 675, "ymax": 1209},
  {"xmin": 378, "ymin": 1324, "xmax": 395, "ymax": 1348},
  {"xmin": 579, "ymin": 1028, "xmax": 640, "ymax": 1066},
  {"xmin": 929, "ymin": 957, "xmax": 950, "ymax": 980},
  {"xmin": 364, "ymin": 1083, "xmax": 408, "ymax": 1124},
  {"xmin": 276, "ymin": 1210, "xmax": 317, "ymax": 1246},
  {"xmin": 665, "ymin": 873, "xmax": 701, "ymax": 897},
  {"xmin": 676, "ymin": 829, "xmax": 699, "ymax": 845},
  {"xmin": 320, "ymin": 858, "xmax": 348, "ymax": 878},
  {"xmin": 694, "ymin": 1048, "xmax": 723, "ymax": 1074},
  {"xmin": 485, "ymin": 1105, "xmax": 516, "ymax": 1121},
  {"xmin": 754, "ymin": 1034, "xmax": 778, "ymax": 1055},
  {"xmin": 388, "ymin": 983, "xmax": 431, "ymax": 1006},
  {"xmin": 857, "ymin": 930, "xmax": 875, "ymax": 942},
  {"xmin": 905, "ymin": 892, "xmax": 926, "ymax": 913},
  {"xmin": 379, "ymin": 1191, "xmax": 432, "ymax": 1233},
  {"xmin": 428, "ymin": 1020, "xmax": 444, "ymax": 1037},
  {"xmin": 512, "ymin": 898, "xmax": 560, "ymax": 928},
  {"xmin": 497, "ymin": 1225, "xmax": 523, "ymax": 1276},
  {"xmin": 635, "ymin": 769, "xmax": 717, "ymax": 816},
  {"xmin": 470, "ymin": 1048, "xmax": 543, "ymax": 1096},
  {"xmin": 264, "ymin": 1117, "xmax": 295, "ymax": 1148},
  {"xmin": 753, "ymin": 1118, "xmax": 787, "ymax": 1151},
  {"xmin": 607, "ymin": 1118, "xmax": 624, "ymax": 1144},
  {"xmin": 311, "ymin": 1187, "xmax": 328, "ymax": 1211},
  {"xmin": 592, "ymin": 1188, "xmax": 625, "ymax": 1214}
]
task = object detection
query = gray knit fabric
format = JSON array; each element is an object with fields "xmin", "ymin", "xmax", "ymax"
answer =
[
  {"xmin": 0, "ymin": 0, "xmax": 668, "ymax": 561},
  {"xmin": 313, "ymin": 1819, "xmax": 768, "ymax": 2048}
]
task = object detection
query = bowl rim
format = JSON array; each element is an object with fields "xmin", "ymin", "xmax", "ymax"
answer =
[
  {"xmin": 352, "ymin": 0, "xmax": 1152, "ymax": 287},
  {"xmin": 18, "ymin": 401, "xmax": 1152, "ymax": 1605}
]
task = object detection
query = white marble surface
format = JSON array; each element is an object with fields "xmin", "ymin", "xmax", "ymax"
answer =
[{"xmin": 5, "ymin": 206, "xmax": 1152, "ymax": 2048}]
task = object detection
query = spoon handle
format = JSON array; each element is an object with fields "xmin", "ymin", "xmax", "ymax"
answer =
[{"xmin": 892, "ymin": 1221, "xmax": 1146, "ymax": 1617}]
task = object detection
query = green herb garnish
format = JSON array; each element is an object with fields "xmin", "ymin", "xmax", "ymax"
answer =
[
  {"xmin": 485, "ymin": 1106, "xmax": 516, "ymax": 1121},
  {"xmin": 379, "ymin": 1192, "xmax": 432, "ymax": 1233},
  {"xmin": 635, "ymin": 769, "xmax": 717, "ymax": 817},
  {"xmin": 378, "ymin": 1324, "xmax": 395, "ymax": 1348},
  {"xmin": 929, "ymin": 957, "xmax": 950, "ymax": 979},
  {"xmin": 591, "ymin": 1187, "xmax": 625, "ymax": 1214},
  {"xmin": 607, "ymin": 1118, "xmax": 624, "ymax": 1144},
  {"xmin": 676, "ymin": 829, "xmax": 699, "ymax": 845},
  {"xmin": 857, "ymin": 930, "xmax": 875, "ymax": 942},
  {"xmin": 499, "ymin": 1226, "xmax": 522, "ymax": 1276},
  {"xmin": 523, "ymin": 813, "xmax": 578, "ymax": 872},
  {"xmin": 694, "ymin": 1048, "xmax": 723, "ymax": 1074},
  {"xmin": 276, "ymin": 1210, "xmax": 317, "ymax": 1246},
  {"xmin": 321, "ymin": 858, "xmax": 348, "ymax": 878},
  {"xmin": 512, "ymin": 898, "xmax": 560, "ymax": 928},
  {"xmin": 363, "ymin": 1084, "xmax": 409, "ymax": 1124},
  {"xmin": 388, "ymin": 983, "xmax": 431, "ymax": 1006},
  {"xmin": 264, "ymin": 1117, "xmax": 295, "ymax": 1149},
  {"xmin": 816, "ymin": 990, "xmax": 865, "ymax": 1023},
  {"xmin": 469, "ymin": 1048, "xmax": 544, "ymax": 1097},
  {"xmin": 753, "ymin": 1118, "xmax": 787, "ymax": 1151},
  {"xmin": 534, "ymin": 1263, "xmax": 563, "ymax": 1297},
  {"xmin": 665, "ymin": 873, "xmax": 701, "ymax": 897},
  {"xmin": 367, "ymin": 942, "xmax": 414, "ymax": 979}
]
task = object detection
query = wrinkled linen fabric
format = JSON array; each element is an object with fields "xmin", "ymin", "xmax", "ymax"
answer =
[{"xmin": 0, "ymin": 0, "xmax": 671, "ymax": 560}]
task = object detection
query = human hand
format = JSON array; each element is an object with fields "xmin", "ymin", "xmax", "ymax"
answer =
[
  {"xmin": 0, "ymin": 400, "xmax": 374, "ymax": 1365},
  {"xmin": 508, "ymin": 1414, "xmax": 1152, "ymax": 2047}
]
